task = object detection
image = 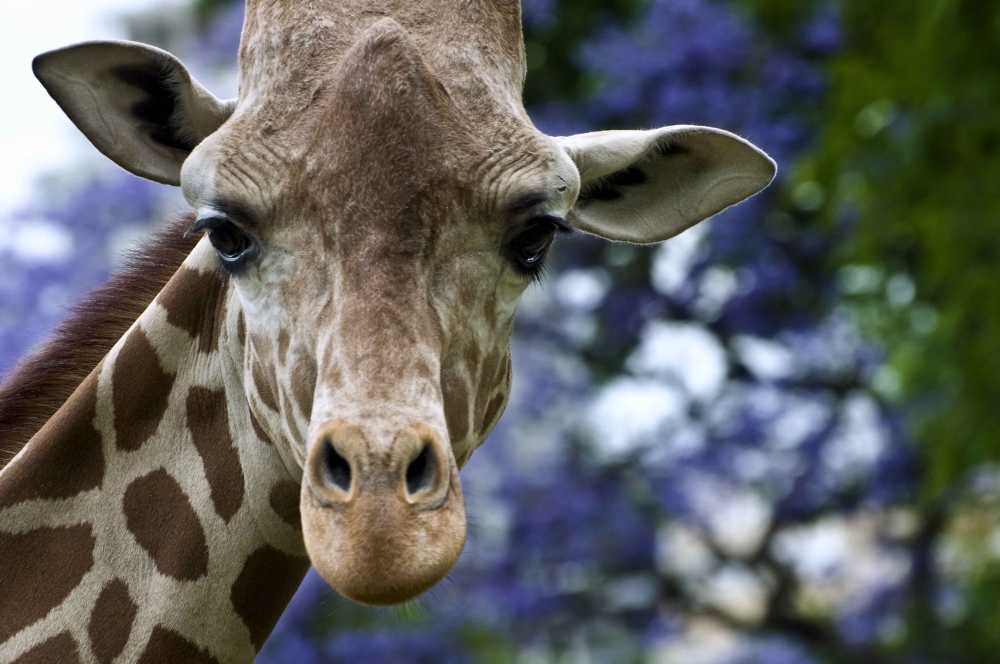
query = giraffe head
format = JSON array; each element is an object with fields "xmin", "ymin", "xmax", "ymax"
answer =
[{"xmin": 33, "ymin": 2, "xmax": 775, "ymax": 606}]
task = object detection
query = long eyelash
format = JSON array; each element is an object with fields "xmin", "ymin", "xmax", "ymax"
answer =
[
  {"xmin": 512, "ymin": 217, "xmax": 570, "ymax": 283},
  {"xmin": 529, "ymin": 254, "xmax": 553, "ymax": 284},
  {"xmin": 537, "ymin": 215, "xmax": 575, "ymax": 235},
  {"xmin": 185, "ymin": 215, "xmax": 228, "ymax": 237},
  {"xmin": 526, "ymin": 234, "xmax": 562, "ymax": 283}
]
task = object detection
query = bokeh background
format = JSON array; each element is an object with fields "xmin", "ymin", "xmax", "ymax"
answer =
[{"xmin": 3, "ymin": 0, "xmax": 1000, "ymax": 662}]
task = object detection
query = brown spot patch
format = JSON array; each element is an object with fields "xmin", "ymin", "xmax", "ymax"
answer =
[
  {"xmin": 157, "ymin": 266, "xmax": 226, "ymax": 354},
  {"xmin": 113, "ymin": 328, "xmax": 174, "ymax": 451},
  {"xmin": 186, "ymin": 387, "xmax": 245, "ymax": 522},
  {"xmin": 441, "ymin": 367, "xmax": 471, "ymax": 443},
  {"xmin": 478, "ymin": 352, "xmax": 511, "ymax": 434},
  {"xmin": 247, "ymin": 406, "xmax": 273, "ymax": 446},
  {"xmin": 290, "ymin": 359, "xmax": 316, "ymax": 420},
  {"xmin": 236, "ymin": 311, "xmax": 246, "ymax": 348},
  {"xmin": 473, "ymin": 348, "xmax": 504, "ymax": 429},
  {"xmin": 0, "ymin": 369, "xmax": 104, "ymax": 509},
  {"xmin": 0, "ymin": 525, "xmax": 96, "ymax": 644},
  {"xmin": 230, "ymin": 546, "xmax": 309, "ymax": 652},
  {"xmin": 252, "ymin": 362, "xmax": 279, "ymax": 412},
  {"xmin": 138, "ymin": 626, "xmax": 220, "ymax": 664},
  {"xmin": 11, "ymin": 632, "xmax": 81, "ymax": 664},
  {"xmin": 269, "ymin": 480, "xmax": 302, "ymax": 530},
  {"xmin": 277, "ymin": 329, "xmax": 290, "ymax": 363},
  {"xmin": 123, "ymin": 470, "xmax": 208, "ymax": 581},
  {"xmin": 88, "ymin": 578, "xmax": 137, "ymax": 664},
  {"xmin": 481, "ymin": 390, "xmax": 509, "ymax": 435},
  {"xmin": 462, "ymin": 336, "xmax": 482, "ymax": 374}
]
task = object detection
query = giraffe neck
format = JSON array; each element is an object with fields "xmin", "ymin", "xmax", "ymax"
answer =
[{"xmin": 0, "ymin": 239, "xmax": 308, "ymax": 664}]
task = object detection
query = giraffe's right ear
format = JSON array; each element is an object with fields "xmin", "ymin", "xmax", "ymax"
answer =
[{"xmin": 33, "ymin": 40, "xmax": 235, "ymax": 186}]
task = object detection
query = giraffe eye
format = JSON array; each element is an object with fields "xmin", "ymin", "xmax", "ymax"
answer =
[
  {"xmin": 507, "ymin": 216, "xmax": 566, "ymax": 276},
  {"xmin": 208, "ymin": 222, "xmax": 251, "ymax": 259},
  {"xmin": 191, "ymin": 216, "xmax": 260, "ymax": 272}
]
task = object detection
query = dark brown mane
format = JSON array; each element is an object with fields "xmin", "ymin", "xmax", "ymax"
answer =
[{"xmin": 0, "ymin": 213, "xmax": 198, "ymax": 467}]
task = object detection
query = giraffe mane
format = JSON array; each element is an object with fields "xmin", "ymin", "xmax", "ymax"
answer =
[{"xmin": 0, "ymin": 213, "xmax": 199, "ymax": 468}]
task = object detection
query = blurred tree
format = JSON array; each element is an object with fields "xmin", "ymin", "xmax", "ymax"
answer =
[
  {"xmin": 797, "ymin": 1, "xmax": 1000, "ymax": 495},
  {"xmin": 790, "ymin": 1, "xmax": 1000, "ymax": 661}
]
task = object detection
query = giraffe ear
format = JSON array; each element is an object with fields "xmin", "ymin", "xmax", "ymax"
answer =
[
  {"xmin": 555, "ymin": 126, "xmax": 776, "ymax": 244},
  {"xmin": 33, "ymin": 40, "xmax": 235, "ymax": 186}
]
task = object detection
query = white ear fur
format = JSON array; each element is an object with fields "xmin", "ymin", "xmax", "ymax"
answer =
[
  {"xmin": 555, "ymin": 126, "xmax": 777, "ymax": 244},
  {"xmin": 33, "ymin": 40, "xmax": 235, "ymax": 186}
]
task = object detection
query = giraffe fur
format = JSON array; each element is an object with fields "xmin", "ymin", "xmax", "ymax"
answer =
[{"xmin": 1, "ymin": 242, "xmax": 307, "ymax": 663}]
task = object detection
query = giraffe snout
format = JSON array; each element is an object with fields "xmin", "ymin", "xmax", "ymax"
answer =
[
  {"xmin": 306, "ymin": 421, "xmax": 451, "ymax": 508},
  {"xmin": 301, "ymin": 419, "xmax": 467, "ymax": 606}
]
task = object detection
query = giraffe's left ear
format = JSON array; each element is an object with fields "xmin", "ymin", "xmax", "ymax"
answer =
[
  {"xmin": 33, "ymin": 40, "xmax": 235, "ymax": 186},
  {"xmin": 555, "ymin": 126, "xmax": 776, "ymax": 244}
]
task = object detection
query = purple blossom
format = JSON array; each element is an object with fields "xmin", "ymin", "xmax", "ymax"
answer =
[
  {"xmin": 198, "ymin": 2, "xmax": 246, "ymax": 65},
  {"xmin": 800, "ymin": 3, "xmax": 843, "ymax": 55},
  {"xmin": 521, "ymin": 0, "xmax": 557, "ymax": 31},
  {"xmin": 0, "ymin": 174, "xmax": 167, "ymax": 374}
]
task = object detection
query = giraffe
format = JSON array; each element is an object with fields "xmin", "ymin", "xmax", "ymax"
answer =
[{"xmin": 0, "ymin": 0, "xmax": 776, "ymax": 662}]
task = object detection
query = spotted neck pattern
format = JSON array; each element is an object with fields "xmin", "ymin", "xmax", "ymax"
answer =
[{"xmin": 0, "ymin": 239, "xmax": 308, "ymax": 664}]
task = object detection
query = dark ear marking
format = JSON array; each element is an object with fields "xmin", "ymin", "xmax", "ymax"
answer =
[
  {"xmin": 33, "ymin": 41, "xmax": 234, "ymax": 185},
  {"xmin": 560, "ymin": 126, "xmax": 776, "ymax": 242},
  {"xmin": 112, "ymin": 65, "xmax": 195, "ymax": 152},
  {"xmin": 578, "ymin": 165, "xmax": 648, "ymax": 204},
  {"xmin": 654, "ymin": 139, "xmax": 688, "ymax": 158},
  {"xmin": 577, "ymin": 138, "xmax": 692, "ymax": 205}
]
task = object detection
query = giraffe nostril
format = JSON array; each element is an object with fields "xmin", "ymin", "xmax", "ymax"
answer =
[
  {"xmin": 405, "ymin": 443, "xmax": 436, "ymax": 496},
  {"xmin": 324, "ymin": 439, "xmax": 352, "ymax": 493}
]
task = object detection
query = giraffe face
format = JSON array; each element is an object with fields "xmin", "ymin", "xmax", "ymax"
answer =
[
  {"xmin": 35, "ymin": 3, "xmax": 775, "ymax": 609},
  {"xmin": 179, "ymin": 21, "xmax": 579, "ymax": 605}
]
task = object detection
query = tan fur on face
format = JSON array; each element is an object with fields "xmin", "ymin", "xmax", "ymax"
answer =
[
  {"xmin": 176, "ymin": 7, "xmax": 577, "ymax": 606},
  {"xmin": 300, "ymin": 475, "xmax": 466, "ymax": 606},
  {"xmin": 302, "ymin": 422, "xmax": 466, "ymax": 606}
]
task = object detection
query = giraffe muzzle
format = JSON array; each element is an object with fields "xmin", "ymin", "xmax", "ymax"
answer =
[
  {"xmin": 300, "ymin": 420, "xmax": 467, "ymax": 606},
  {"xmin": 307, "ymin": 421, "xmax": 451, "ymax": 508}
]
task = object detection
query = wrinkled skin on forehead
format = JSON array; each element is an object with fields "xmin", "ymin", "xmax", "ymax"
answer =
[{"xmin": 32, "ymin": 0, "xmax": 774, "ymax": 609}]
